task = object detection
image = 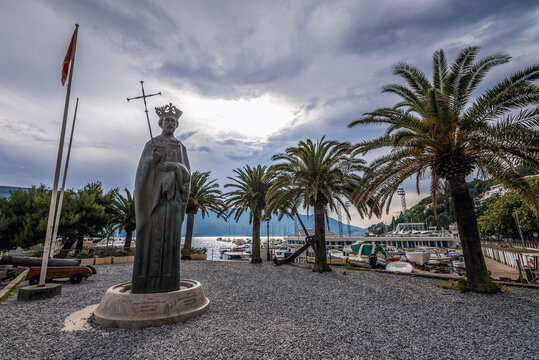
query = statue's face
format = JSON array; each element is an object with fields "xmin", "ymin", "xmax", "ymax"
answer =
[{"xmin": 160, "ymin": 116, "xmax": 178, "ymax": 135}]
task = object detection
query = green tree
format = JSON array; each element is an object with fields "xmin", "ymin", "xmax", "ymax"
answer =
[
  {"xmin": 60, "ymin": 182, "xmax": 112, "ymax": 251},
  {"xmin": 267, "ymin": 137, "xmax": 369, "ymax": 272},
  {"xmin": 0, "ymin": 196, "xmax": 14, "ymax": 250},
  {"xmin": 224, "ymin": 165, "xmax": 272, "ymax": 264},
  {"xmin": 349, "ymin": 46, "xmax": 539, "ymax": 293},
  {"xmin": 181, "ymin": 171, "xmax": 224, "ymax": 260},
  {"xmin": 113, "ymin": 188, "xmax": 136, "ymax": 250},
  {"xmin": 0, "ymin": 186, "xmax": 50, "ymax": 250},
  {"xmin": 478, "ymin": 178, "xmax": 539, "ymax": 238}
]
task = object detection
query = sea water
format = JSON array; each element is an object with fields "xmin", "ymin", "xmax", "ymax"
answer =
[{"xmin": 180, "ymin": 236, "xmax": 284, "ymax": 260}]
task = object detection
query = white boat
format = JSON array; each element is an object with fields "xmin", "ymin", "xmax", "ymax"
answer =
[
  {"xmin": 426, "ymin": 251, "xmax": 451, "ymax": 265},
  {"xmin": 386, "ymin": 261, "xmax": 413, "ymax": 273},
  {"xmin": 272, "ymin": 247, "xmax": 291, "ymax": 261},
  {"xmin": 449, "ymin": 253, "xmax": 466, "ymax": 270},
  {"xmin": 405, "ymin": 251, "xmax": 431, "ymax": 265},
  {"xmin": 222, "ymin": 251, "xmax": 250, "ymax": 260}
]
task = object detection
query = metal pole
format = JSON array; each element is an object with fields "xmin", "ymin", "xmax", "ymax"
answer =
[
  {"xmin": 513, "ymin": 210, "xmax": 525, "ymax": 248},
  {"xmin": 266, "ymin": 219, "xmax": 270, "ymax": 261},
  {"xmin": 39, "ymin": 24, "xmax": 78, "ymax": 286},
  {"xmin": 49, "ymin": 98, "xmax": 79, "ymax": 259}
]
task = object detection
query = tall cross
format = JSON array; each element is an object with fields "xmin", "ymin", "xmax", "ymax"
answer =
[{"xmin": 127, "ymin": 80, "xmax": 161, "ymax": 146}]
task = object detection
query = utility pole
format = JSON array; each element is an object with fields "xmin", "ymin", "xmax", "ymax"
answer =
[
  {"xmin": 266, "ymin": 219, "xmax": 270, "ymax": 261},
  {"xmin": 513, "ymin": 210, "xmax": 526, "ymax": 248},
  {"xmin": 345, "ymin": 201, "xmax": 352, "ymax": 237},
  {"xmin": 336, "ymin": 204, "xmax": 344, "ymax": 237}
]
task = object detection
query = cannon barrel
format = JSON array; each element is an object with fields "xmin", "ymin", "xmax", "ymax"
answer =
[{"xmin": 0, "ymin": 255, "xmax": 80, "ymax": 267}]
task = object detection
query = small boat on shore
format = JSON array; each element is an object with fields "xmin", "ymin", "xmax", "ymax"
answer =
[
  {"xmin": 222, "ymin": 251, "xmax": 251, "ymax": 260},
  {"xmin": 386, "ymin": 261, "xmax": 413, "ymax": 273},
  {"xmin": 426, "ymin": 250, "xmax": 451, "ymax": 265},
  {"xmin": 452, "ymin": 258, "xmax": 466, "ymax": 269},
  {"xmin": 405, "ymin": 251, "xmax": 431, "ymax": 265}
]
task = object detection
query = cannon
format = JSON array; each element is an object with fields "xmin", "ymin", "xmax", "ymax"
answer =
[
  {"xmin": 1, "ymin": 255, "xmax": 96, "ymax": 284},
  {"xmin": 26, "ymin": 265, "xmax": 96, "ymax": 284}
]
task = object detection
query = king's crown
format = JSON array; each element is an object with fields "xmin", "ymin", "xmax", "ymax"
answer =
[{"xmin": 155, "ymin": 103, "xmax": 183, "ymax": 120}]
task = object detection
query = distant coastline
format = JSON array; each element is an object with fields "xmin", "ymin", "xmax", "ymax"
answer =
[{"xmin": 0, "ymin": 185, "xmax": 29, "ymax": 198}]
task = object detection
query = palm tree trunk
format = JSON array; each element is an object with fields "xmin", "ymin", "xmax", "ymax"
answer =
[
  {"xmin": 448, "ymin": 175, "xmax": 496, "ymax": 293},
  {"xmin": 123, "ymin": 231, "xmax": 132, "ymax": 250},
  {"xmin": 181, "ymin": 213, "xmax": 195, "ymax": 260},
  {"xmin": 313, "ymin": 203, "xmax": 330, "ymax": 272},
  {"xmin": 251, "ymin": 213, "xmax": 262, "ymax": 264}
]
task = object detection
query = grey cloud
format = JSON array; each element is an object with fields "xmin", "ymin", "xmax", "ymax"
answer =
[
  {"xmin": 343, "ymin": 0, "xmax": 539, "ymax": 55},
  {"xmin": 48, "ymin": 1, "xmax": 176, "ymax": 52},
  {"xmin": 178, "ymin": 130, "xmax": 198, "ymax": 141},
  {"xmin": 190, "ymin": 146, "xmax": 211, "ymax": 153},
  {"xmin": 220, "ymin": 138, "xmax": 260, "ymax": 147},
  {"xmin": 158, "ymin": 56, "xmax": 309, "ymax": 98}
]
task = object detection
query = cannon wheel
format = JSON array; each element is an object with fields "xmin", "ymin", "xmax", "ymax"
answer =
[
  {"xmin": 69, "ymin": 273, "xmax": 83, "ymax": 284},
  {"xmin": 29, "ymin": 275, "xmax": 39, "ymax": 285}
]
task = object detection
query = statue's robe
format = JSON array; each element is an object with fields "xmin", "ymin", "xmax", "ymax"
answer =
[{"xmin": 132, "ymin": 137, "xmax": 190, "ymax": 293}]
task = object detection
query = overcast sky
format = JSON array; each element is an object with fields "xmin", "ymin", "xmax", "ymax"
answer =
[{"xmin": 1, "ymin": 0, "xmax": 538, "ymax": 227}]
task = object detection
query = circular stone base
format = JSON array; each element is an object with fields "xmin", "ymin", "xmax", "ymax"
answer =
[
  {"xmin": 92, "ymin": 280, "xmax": 210, "ymax": 328},
  {"xmin": 17, "ymin": 283, "xmax": 62, "ymax": 301}
]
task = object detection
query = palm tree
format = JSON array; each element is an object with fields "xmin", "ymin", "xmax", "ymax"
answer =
[
  {"xmin": 224, "ymin": 165, "xmax": 272, "ymax": 264},
  {"xmin": 181, "ymin": 171, "xmax": 224, "ymax": 260},
  {"xmin": 267, "ymin": 137, "xmax": 369, "ymax": 272},
  {"xmin": 113, "ymin": 188, "xmax": 136, "ymax": 250},
  {"xmin": 349, "ymin": 46, "xmax": 539, "ymax": 293}
]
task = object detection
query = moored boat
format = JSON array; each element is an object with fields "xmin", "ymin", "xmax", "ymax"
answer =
[
  {"xmin": 222, "ymin": 251, "xmax": 251, "ymax": 260},
  {"xmin": 405, "ymin": 251, "xmax": 431, "ymax": 265},
  {"xmin": 386, "ymin": 261, "xmax": 413, "ymax": 273}
]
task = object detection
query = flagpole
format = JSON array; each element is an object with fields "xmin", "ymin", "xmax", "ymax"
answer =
[
  {"xmin": 39, "ymin": 24, "xmax": 79, "ymax": 286},
  {"xmin": 49, "ymin": 98, "xmax": 79, "ymax": 259}
]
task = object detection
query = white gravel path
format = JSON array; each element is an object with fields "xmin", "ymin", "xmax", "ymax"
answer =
[{"xmin": 1, "ymin": 261, "xmax": 537, "ymax": 360}]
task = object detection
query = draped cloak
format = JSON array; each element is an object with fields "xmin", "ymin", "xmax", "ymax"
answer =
[{"xmin": 132, "ymin": 137, "xmax": 190, "ymax": 293}]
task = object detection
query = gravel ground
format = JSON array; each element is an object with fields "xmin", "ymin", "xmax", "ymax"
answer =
[{"xmin": 1, "ymin": 261, "xmax": 538, "ymax": 360}]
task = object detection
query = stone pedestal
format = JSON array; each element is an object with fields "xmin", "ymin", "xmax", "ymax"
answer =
[
  {"xmin": 92, "ymin": 279, "xmax": 209, "ymax": 328},
  {"xmin": 17, "ymin": 283, "xmax": 61, "ymax": 301}
]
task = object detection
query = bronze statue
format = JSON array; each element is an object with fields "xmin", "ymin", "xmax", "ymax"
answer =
[{"xmin": 132, "ymin": 103, "xmax": 191, "ymax": 293}]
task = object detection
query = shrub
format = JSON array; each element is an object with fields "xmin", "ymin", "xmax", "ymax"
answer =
[{"xmin": 192, "ymin": 247, "xmax": 207, "ymax": 254}]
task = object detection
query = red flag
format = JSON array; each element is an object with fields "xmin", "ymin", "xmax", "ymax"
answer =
[{"xmin": 61, "ymin": 29, "xmax": 77, "ymax": 86}]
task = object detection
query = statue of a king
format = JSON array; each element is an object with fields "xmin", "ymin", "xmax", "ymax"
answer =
[{"xmin": 132, "ymin": 103, "xmax": 191, "ymax": 293}]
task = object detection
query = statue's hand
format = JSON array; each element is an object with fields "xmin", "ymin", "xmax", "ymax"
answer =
[
  {"xmin": 158, "ymin": 162, "xmax": 177, "ymax": 172},
  {"xmin": 152, "ymin": 148, "xmax": 162, "ymax": 164}
]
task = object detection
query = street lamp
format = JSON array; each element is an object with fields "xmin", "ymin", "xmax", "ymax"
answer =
[{"xmin": 266, "ymin": 219, "xmax": 270, "ymax": 261}]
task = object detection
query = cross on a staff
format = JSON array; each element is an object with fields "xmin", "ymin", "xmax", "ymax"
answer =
[{"xmin": 127, "ymin": 80, "xmax": 162, "ymax": 147}]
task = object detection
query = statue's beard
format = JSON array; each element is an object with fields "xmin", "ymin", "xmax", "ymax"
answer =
[{"xmin": 163, "ymin": 126, "xmax": 175, "ymax": 135}]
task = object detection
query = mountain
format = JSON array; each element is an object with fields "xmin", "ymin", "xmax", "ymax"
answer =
[
  {"xmin": 0, "ymin": 186, "xmax": 29, "ymax": 198},
  {"xmin": 183, "ymin": 211, "xmax": 367, "ymax": 237}
]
